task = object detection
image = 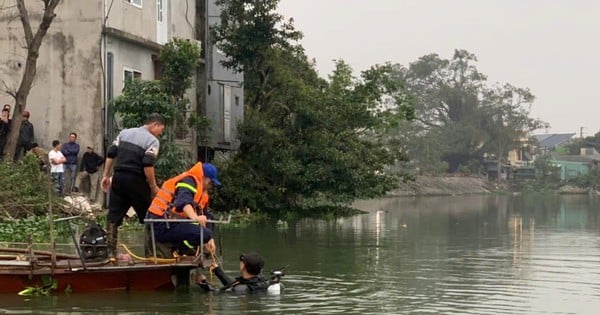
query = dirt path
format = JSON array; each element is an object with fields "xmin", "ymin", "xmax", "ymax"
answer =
[{"xmin": 388, "ymin": 176, "xmax": 500, "ymax": 196}]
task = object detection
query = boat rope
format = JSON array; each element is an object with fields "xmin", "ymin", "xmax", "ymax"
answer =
[{"xmin": 119, "ymin": 244, "xmax": 177, "ymax": 264}]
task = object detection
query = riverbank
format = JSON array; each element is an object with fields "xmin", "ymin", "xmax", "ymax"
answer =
[{"xmin": 387, "ymin": 175, "xmax": 502, "ymax": 197}]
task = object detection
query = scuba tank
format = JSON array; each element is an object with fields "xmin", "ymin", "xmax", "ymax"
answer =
[{"xmin": 267, "ymin": 270, "xmax": 285, "ymax": 294}]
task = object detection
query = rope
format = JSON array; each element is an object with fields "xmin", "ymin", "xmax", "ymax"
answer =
[{"xmin": 119, "ymin": 243, "xmax": 177, "ymax": 264}]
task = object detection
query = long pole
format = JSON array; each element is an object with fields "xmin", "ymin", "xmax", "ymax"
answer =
[{"xmin": 48, "ymin": 169, "xmax": 56, "ymax": 269}]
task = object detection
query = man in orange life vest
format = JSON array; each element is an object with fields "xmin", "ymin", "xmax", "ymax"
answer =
[{"xmin": 147, "ymin": 162, "xmax": 220, "ymax": 255}]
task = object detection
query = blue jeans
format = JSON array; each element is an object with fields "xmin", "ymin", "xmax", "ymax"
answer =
[
  {"xmin": 64, "ymin": 164, "xmax": 78, "ymax": 192},
  {"xmin": 51, "ymin": 172, "xmax": 65, "ymax": 196}
]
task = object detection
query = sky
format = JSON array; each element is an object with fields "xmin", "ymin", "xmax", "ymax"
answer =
[{"xmin": 277, "ymin": 0, "xmax": 600, "ymax": 137}]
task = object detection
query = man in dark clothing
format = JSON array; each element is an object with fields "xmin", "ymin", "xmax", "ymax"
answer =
[
  {"xmin": 101, "ymin": 113, "xmax": 166, "ymax": 260},
  {"xmin": 14, "ymin": 110, "xmax": 34, "ymax": 161},
  {"xmin": 0, "ymin": 107, "xmax": 10, "ymax": 160},
  {"xmin": 75, "ymin": 146, "xmax": 104, "ymax": 202},
  {"xmin": 200, "ymin": 252, "xmax": 270, "ymax": 293},
  {"xmin": 61, "ymin": 132, "xmax": 80, "ymax": 193}
]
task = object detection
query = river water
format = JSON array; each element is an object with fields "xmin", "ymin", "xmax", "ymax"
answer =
[{"xmin": 2, "ymin": 194, "xmax": 600, "ymax": 314}]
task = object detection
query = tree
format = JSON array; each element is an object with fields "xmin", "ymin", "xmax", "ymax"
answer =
[
  {"xmin": 212, "ymin": 0, "xmax": 413, "ymax": 215},
  {"xmin": 110, "ymin": 38, "xmax": 208, "ymax": 181},
  {"xmin": 398, "ymin": 49, "xmax": 544, "ymax": 173},
  {"xmin": 2, "ymin": 0, "xmax": 62, "ymax": 159},
  {"xmin": 480, "ymin": 84, "xmax": 545, "ymax": 180}
]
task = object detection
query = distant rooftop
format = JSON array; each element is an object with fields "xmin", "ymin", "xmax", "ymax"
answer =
[{"xmin": 533, "ymin": 133, "xmax": 576, "ymax": 148}]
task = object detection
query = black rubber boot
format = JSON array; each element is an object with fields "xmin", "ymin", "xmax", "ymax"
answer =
[{"xmin": 106, "ymin": 223, "xmax": 118, "ymax": 262}]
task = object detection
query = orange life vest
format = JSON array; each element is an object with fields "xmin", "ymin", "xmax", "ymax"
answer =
[
  {"xmin": 200, "ymin": 191, "xmax": 209, "ymax": 210},
  {"xmin": 148, "ymin": 162, "xmax": 206, "ymax": 218}
]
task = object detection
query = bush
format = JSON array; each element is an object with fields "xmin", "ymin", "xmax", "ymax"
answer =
[
  {"xmin": 0, "ymin": 154, "xmax": 64, "ymax": 219},
  {"xmin": 0, "ymin": 215, "xmax": 71, "ymax": 243}
]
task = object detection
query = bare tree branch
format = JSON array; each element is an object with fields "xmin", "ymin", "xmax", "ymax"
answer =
[
  {"xmin": 0, "ymin": 79, "xmax": 17, "ymax": 99},
  {"xmin": 0, "ymin": 4, "xmax": 18, "ymax": 11},
  {"xmin": 15, "ymin": 0, "xmax": 33, "ymax": 46}
]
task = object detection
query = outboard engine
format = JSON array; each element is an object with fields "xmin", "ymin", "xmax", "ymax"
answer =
[{"xmin": 79, "ymin": 222, "xmax": 108, "ymax": 260}]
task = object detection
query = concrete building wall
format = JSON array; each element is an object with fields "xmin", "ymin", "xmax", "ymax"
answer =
[
  {"xmin": 105, "ymin": 37, "xmax": 158, "ymax": 96},
  {"xmin": 169, "ymin": 0, "xmax": 196, "ymax": 39},
  {"xmin": 105, "ymin": 0, "xmax": 156, "ymax": 42},
  {"xmin": 0, "ymin": 0, "xmax": 104, "ymax": 151},
  {"xmin": 203, "ymin": 0, "xmax": 243, "ymax": 151}
]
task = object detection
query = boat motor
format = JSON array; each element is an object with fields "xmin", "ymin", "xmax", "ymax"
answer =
[{"xmin": 79, "ymin": 222, "xmax": 108, "ymax": 260}]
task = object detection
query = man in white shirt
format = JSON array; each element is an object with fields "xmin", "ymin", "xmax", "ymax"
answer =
[{"xmin": 48, "ymin": 140, "xmax": 66, "ymax": 196}]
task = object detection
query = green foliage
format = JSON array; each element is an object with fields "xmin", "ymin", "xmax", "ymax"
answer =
[
  {"xmin": 159, "ymin": 38, "xmax": 200, "ymax": 98},
  {"xmin": 0, "ymin": 154, "xmax": 63, "ymax": 219},
  {"xmin": 110, "ymin": 39, "xmax": 209, "ymax": 181},
  {"xmin": 110, "ymin": 80, "xmax": 174, "ymax": 127},
  {"xmin": 0, "ymin": 215, "xmax": 70, "ymax": 242},
  {"xmin": 397, "ymin": 49, "xmax": 545, "ymax": 172},
  {"xmin": 516, "ymin": 155, "xmax": 562, "ymax": 192},
  {"xmin": 211, "ymin": 0, "xmax": 414, "ymax": 215},
  {"xmin": 18, "ymin": 276, "xmax": 58, "ymax": 296},
  {"xmin": 153, "ymin": 140, "xmax": 191, "ymax": 184}
]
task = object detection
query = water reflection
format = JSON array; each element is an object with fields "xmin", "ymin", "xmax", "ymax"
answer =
[{"xmin": 2, "ymin": 194, "xmax": 600, "ymax": 314}]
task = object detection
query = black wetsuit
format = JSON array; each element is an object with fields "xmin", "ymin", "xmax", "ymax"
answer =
[{"xmin": 211, "ymin": 266, "xmax": 270, "ymax": 293}]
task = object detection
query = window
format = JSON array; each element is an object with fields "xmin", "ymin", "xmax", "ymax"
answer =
[
  {"xmin": 157, "ymin": 0, "xmax": 163, "ymax": 21},
  {"xmin": 124, "ymin": 68, "xmax": 142, "ymax": 84},
  {"xmin": 125, "ymin": 0, "xmax": 142, "ymax": 8}
]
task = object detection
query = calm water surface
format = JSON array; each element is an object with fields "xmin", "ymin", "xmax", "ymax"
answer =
[{"xmin": 2, "ymin": 194, "xmax": 600, "ymax": 314}]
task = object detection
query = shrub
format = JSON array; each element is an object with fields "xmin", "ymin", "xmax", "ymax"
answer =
[{"xmin": 0, "ymin": 154, "xmax": 64, "ymax": 220}]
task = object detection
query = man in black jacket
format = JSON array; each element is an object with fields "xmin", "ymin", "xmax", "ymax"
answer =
[
  {"xmin": 14, "ymin": 110, "xmax": 34, "ymax": 161},
  {"xmin": 0, "ymin": 107, "xmax": 10, "ymax": 160},
  {"xmin": 75, "ymin": 146, "xmax": 104, "ymax": 202}
]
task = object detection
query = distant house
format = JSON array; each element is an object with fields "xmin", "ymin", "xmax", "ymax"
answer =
[
  {"xmin": 533, "ymin": 133, "xmax": 576, "ymax": 154},
  {"xmin": 549, "ymin": 148, "xmax": 600, "ymax": 180}
]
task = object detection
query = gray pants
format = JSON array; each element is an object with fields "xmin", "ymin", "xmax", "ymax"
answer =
[
  {"xmin": 51, "ymin": 172, "xmax": 65, "ymax": 196},
  {"xmin": 77, "ymin": 170, "xmax": 100, "ymax": 201}
]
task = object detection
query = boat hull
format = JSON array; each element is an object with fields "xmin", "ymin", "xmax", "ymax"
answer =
[{"xmin": 0, "ymin": 260, "xmax": 199, "ymax": 294}]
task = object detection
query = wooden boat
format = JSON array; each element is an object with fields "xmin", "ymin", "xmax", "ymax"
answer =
[
  {"xmin": 0, "ymin": 246, "xmax": 210, "ymax": 294},
  {"xmin": 0, "ymin": 216, "xmax": 230, "ymax": 295}
]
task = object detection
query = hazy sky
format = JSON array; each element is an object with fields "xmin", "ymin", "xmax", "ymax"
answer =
[{"xmin": 278, "ymin": 0, "xmax": 600, "ymax": 136}]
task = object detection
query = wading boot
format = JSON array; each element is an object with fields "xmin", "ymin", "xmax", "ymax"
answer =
[{"xmin": 106, "ymin": 223, "xmax": 118, "ymax": 264}]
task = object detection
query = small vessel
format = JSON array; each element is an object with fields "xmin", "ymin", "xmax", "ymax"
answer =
[{"xmin": 0, "ymin": 215, "xmax": 230, "ymax": 295}]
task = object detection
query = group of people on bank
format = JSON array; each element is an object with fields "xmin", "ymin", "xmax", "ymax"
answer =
[
  {"xmin": 0, "ymin": 104, "xmax": 35, "ymax": 162},
  {"xmin": 1, "ymin": 104, "xmax": 104, "ymax": 200},
  {"xmin": 101, "ymin": 113, "xmax": 271, "ymax": 292}
]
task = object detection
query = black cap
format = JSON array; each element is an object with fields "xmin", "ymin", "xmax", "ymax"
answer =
[{"xmin": 240, "ymin": 252, "xmax": 264, "ymax": 275}]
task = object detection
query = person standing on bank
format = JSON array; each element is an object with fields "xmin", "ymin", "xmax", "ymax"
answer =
[
  {"xmin": 61, "ymin": 132, "xmax": 80, "ymax": 193},
  {"xmin": 75, "ymin": 146, "xmax": 104, "ymax": 202},
  {"xmin": 48, "ymin": 140, "xmax": 67, "ymax": 196},
  {"xmin": 14, "ymin": 111, "xmax": 34, "ymax": 161},
  {"xmin": 0, "ymin": 107, "xmax": 11, "ymax": 160},
  {"xmin": 101, "ymin": 113, "xmax": 166, "ymax": 260}
]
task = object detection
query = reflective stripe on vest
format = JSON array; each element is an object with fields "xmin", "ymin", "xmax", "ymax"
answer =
[
  {"xmin": 176, "ymin": 182, "xmax": 197, "ymax": 194},
  {"xmin": 148, "ymin": 164, "xmax": 205, "ymax": 218}
]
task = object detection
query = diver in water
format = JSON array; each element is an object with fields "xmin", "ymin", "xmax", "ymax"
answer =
[{"xmin": 197, "ymin": 252, "xmax": 271, "ymax": 293}]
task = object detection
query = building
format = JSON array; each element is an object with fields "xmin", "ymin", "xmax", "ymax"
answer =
[
  {"xmin": 550, "ymin": 148, "xmax": 600, "ymax": 180},
  {"xmin": 533, "ymin": 133, "xmax": 576, "ymax": 154},
  {"xmin": 0, "ymin": 0, "xmax": 242, "ymax": 160}
]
